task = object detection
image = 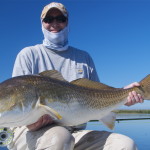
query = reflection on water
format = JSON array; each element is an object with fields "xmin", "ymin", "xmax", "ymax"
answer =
[
  {"xmin": 86, "ymin": 114, "xmax": 150, "ymax": 150},
  {"xmin": 1, "ymin": 114, "xmax": 150, "ymax": 150}
]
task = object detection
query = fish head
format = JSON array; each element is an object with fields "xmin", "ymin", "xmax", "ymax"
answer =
[{"xmin": 0, "ymin": 76, "xmax": 37, "ymax": 126}]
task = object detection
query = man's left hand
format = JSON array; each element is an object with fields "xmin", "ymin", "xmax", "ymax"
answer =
[{"xmin": 124, "ymin": 82, "xmax": 144, "ymax": 106}]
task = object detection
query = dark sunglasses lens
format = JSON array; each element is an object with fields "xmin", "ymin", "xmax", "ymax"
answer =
[
  {"xmin": 56, "ymin": 16, "xmax": 67, "ymax": 23},
  {"xmin": 43, "ymin": 16, "xmax": 67, "ymax": 23},
  {"xmin": 43, "ymin": 17, "xmax": 53, "ymax": 23}
]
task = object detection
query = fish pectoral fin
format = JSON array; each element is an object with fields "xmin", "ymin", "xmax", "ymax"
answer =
[
  {"xmin": 35, "ymin": 98, "xmax": 62, "ymax": 120},
  {"xmin": 71, "ymin": 78, "xmax": 116, "ymax": 90},
  {"xmin": 39, "ymin": 104, "xmax": 62, "ymax": 120},
  {"xmin": 100, "ymin": 112, "xmax": 116, "ymax": 130}
]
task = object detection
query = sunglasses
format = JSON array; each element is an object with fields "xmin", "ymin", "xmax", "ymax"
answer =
[{"xmin": 43, "ymin": 15, "xmax": 67, "ymax": 23}]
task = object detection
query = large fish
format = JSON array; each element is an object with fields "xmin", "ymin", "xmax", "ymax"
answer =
[{"xmin": 0, "ymin": 70, "xmax": 150, "ymax": 129}]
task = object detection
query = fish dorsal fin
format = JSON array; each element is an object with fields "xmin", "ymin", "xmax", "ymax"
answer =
[
  {"xmin": 71, "ymin": 78, "xmax": 115, "ymax": 90},
  {"xmin": 39, "ymin": 70, "xmax": 67, "ymax": 82}
]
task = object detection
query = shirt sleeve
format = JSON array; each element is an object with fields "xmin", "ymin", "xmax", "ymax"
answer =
[{"xmin": 12, "ymin": 48, "xmax": 32, "ymax": 77}]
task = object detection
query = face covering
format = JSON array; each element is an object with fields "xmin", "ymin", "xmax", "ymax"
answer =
[{"xmin": 42, "ymin": 25, "xmax": 69, "ymax": 51}]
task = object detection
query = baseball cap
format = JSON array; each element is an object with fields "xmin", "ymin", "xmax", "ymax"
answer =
[{"xmin": 41, "ymin": 2, "xmax": 68, "ymax": 20}]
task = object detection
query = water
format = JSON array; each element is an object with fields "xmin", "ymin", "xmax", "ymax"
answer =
[
  {"xmin": 1, "ymin": 114, "xmax": 150, "ymax": 150},
  {"xmin": 86, "ymin": 114, "xmax": 150, "ymax": 150}
]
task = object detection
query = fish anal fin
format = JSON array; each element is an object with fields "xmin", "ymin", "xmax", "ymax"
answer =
[
  {"xmin": 71, "ymin": 78, "xmax": 116, "ymax": 90},
  {"xmin": 100, "ymin": 112, "xmax": 116, "ymax": 130},
  {"xmin": 39, "ymin": 70, "xmax": 67, "ymax": 82}
]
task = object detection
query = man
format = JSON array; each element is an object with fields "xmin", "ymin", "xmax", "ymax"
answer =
[{"xmin": 9, "ymin": 2, "xmax": 143, "ymax": 150}]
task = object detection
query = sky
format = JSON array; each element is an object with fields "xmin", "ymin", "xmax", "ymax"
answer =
[{"xmin": 0, "ymin": 0, "xmax": 150, "ymax": 109}]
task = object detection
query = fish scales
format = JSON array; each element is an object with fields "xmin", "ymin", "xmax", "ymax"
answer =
[{"xmin": 0, "ymin": 70, "xmax": 150, "ymax": 129}]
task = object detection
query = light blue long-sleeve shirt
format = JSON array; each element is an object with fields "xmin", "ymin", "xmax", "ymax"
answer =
[{"xmin": 12, "ymin": 44, "xmax": 99, "ymax": 82}]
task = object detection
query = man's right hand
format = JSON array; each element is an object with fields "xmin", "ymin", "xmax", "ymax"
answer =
[{"xmin": 27, "ymin": 114, "xmax": 53, "ymax": 131}]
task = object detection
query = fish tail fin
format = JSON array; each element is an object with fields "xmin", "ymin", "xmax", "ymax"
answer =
[{"xmin": 139, "ymin": 74, "xmax": 150, "ymax": 100}]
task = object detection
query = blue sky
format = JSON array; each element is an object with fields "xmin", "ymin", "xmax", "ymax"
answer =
[{"xmin": 0, "ymin": 0, "xmax": 150, "ymax": 109}]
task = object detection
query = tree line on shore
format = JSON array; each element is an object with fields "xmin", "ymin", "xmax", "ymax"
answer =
[{"xmin": 114, "ymin": 109, "xmax": 150, "ymax": 114}]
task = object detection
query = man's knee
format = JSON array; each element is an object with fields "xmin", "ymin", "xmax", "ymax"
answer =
[
  {"xmin": 105, "ymin": 133, "xmax": 138, "ymax": 150},
  {"xmin": 50, "ymin": 126, "xmax": 75, "ymax": 147},
  {"xmin": 118, "ymin": 134, "xmax": 138, "ymax": 150},
  {"xmin": 37, "ymin": 126, "xmax": 75, "ymax": 150},
  {"xmin": 73, "ymin": 131, "xmax": 138, "ymax": 150}
]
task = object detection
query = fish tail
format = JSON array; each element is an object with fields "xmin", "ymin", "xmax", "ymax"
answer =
[{"xmin": 139, "ymin": 74, "xmax": 150, "ymax": 100}]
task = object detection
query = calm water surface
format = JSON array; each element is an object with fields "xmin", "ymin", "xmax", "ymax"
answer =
[
  {"xmin": 86, "ymin": 114, "xmax": 150, "ymax": 150},
  {"xmin": 1, "ymin": 114, "xmax": 150, "ymax": 150}
]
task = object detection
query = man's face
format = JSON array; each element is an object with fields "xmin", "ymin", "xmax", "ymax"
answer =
[{"xmin": 42, "ymin": 8, "xmax": 68, "ymax": 33}]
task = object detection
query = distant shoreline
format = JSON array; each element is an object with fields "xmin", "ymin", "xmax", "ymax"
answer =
[{"xmin": 114, "ymin": 109, "xmax": 150, "ymax": 114}]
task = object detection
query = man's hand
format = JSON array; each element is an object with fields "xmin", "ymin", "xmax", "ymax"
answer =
[
  {"xmin": 124, "ymin": 82, "xmax": 144, "ymax": 106},
  {"xmin": 27, "ymin": 114, "xmax": 53, "ymax": 131}
]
